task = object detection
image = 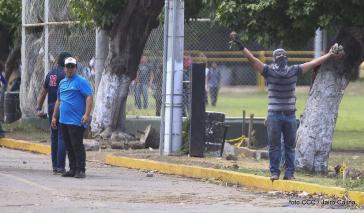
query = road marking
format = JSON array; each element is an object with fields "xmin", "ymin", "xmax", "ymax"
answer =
[{"xmin": 0, "ymin": 172, "xmax": 54, "ymax": 191}]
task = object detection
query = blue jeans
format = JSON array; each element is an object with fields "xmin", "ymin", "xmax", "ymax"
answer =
[
  {"xmin": 48, "ymin": 106, "xmax": 66, "ymax": 170},
  {"xmin": 134, "ymin": 83, "xmax": 149, "ymax": 109},
  {"xmin": 266, "ymin": 112, "xmax": 297, "ymax": 177}
]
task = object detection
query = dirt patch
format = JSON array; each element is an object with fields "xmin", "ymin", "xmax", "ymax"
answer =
[{"xmin": 112, "ymin": 149, "xmax": 269, "ymax": 170}]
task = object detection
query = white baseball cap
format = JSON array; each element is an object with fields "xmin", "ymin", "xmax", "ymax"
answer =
[{"xmin": 64, "ymin": 57, "xmax": 77, "ymax": 65}]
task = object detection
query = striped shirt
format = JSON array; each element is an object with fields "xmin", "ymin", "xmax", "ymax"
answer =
[{"xmin": 262, "ymin": 64, "xmax": 303, "ymax": 112}]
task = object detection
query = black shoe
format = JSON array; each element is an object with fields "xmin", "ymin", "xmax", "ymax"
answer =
[
  {"xmin": 62, "ymin": 170, "xmax": 75, "ymax": 177},
  {"xmin": 53, "ymin": 168, "xmax": 58, "ymax": 175},
  {"xmin": 283, "ymin": 176, "xmax": 295, "ymax": 180},
  {"xmin": 74, "ymin": 170, "xmax": 86, "ymax": 179}
]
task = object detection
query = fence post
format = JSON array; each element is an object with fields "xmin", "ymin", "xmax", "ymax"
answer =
[
  {"xmin": 257, "ymin": 51, "xmax": 266, "ymax": 90},
  {"xmin": 43, "ymin": 0, "xmax": 49, "ymax": 114}
]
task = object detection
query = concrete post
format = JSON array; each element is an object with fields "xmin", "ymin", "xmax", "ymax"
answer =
[
  {"xmin": 314, "ymin": 29, "xmax": 322, "ymax": 58},
  {"xmin": 163, "ymin": 0, "xmax": 184, "ymax": 155}
]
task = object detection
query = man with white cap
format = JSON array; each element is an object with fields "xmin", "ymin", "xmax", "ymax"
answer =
[
  {"xmin": 229, "ymin": 32, "xmax": 342, "ymax": 180},
  {"xmin": 51, "ymin": 57, "xmax": 93, "ymax": 178}
]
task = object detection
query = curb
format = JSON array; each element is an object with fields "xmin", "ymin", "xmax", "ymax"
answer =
[
  {"xmin": 105, "ymin": 154, "xmax": 364, "ymax": 205},
  {"xmin": 1, "ymin": 138, "xmax": 363, "ymax": 205},
  {"xmin": 0, "ymin": 138, "xmax": 51, "ymax": 155}
]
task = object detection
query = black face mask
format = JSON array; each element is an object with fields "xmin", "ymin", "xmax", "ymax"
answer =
[{"xmin": 275, "ymin": 57, "xmax": 288, "ymax": 70}]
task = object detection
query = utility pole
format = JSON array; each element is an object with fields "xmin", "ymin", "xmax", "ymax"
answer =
[
  {"xmin": 314, "ymin": 28, "xmax": 322, "ymax": 58},
  {"xmin": 162, "ymin": 0, "xmax": 184, "ymax": 155}
]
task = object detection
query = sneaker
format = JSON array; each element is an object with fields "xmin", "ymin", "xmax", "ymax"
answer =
[
  {"xmin": 74, "ymin": 170, "xmax": 86, "ymax": 179},
  {"xmin": 56, "ymin": 168, "xmax": 66, "ymax": 174},
  {"xmin": 283, "ymin": 176, "xmax": 295, "ymax": 180},
  {"xmin": 62, "ymin": 170, "xmax": 76, "ymax": 177},
  {"xmin": 270, "ymin": 174, "xmax": 279, "ymax": 181}
]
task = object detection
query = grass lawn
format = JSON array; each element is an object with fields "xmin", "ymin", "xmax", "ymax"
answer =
[
  {"xmin": 232, "ymin": 166, "xmax": 364, "ymax": 191},
  {"xmin": 126, "ymin": 80, "xmax": 364, "ymax": 151}
]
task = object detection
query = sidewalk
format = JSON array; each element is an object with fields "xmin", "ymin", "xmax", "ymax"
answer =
[{"xmin": 1, "ymin": 137, "xmax": 363, "ymax": 206}]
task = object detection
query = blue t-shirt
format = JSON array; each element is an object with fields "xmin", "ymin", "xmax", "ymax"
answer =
[
  {"xmin": 58, "ymin": 74, "xmax": 93, "ymax": 126},
  {"xmin": 44, "ymin": 67, "xmax": 65, "ymax": 107}
]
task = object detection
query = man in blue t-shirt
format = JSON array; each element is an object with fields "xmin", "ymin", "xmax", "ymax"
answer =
[
  {"xmin": 51, "ymin": 57, "xmax": 93, "ymax": 179},
  {"xmin": 36, "ymin": 52, "xmax": 71, "ymax": 174}
]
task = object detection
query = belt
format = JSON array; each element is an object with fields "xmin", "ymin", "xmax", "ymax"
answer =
[{"xmin": 269, "ymin": 111, "xmax": 295, "ymax": 116}]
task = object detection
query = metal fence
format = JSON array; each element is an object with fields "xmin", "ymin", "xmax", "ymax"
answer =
[
  {"xmin": 22, "ymin": 1, "xmax": 314, "ymax": 117},
  {"xmin": 127, "ymin": 20, "xmax": 315, "ymax": 116},
  {"xmin": 23, "ymin": 0, "xmax": 96, "ymax": 86}
]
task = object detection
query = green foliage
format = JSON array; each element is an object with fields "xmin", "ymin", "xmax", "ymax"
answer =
[
  {"xmin": 69, "ymin": 0, "xmax": 127, "ymax": 29},
  {"xmin": 70, "ymin": 0, "xmax": 210, "ymax": 28},
  {"xmin": 185, "ymin": 0, "xmax": 203, "ymax": 20},
  {"xmin": 215, "ymin": 0, "xmax": 364, "ymax": 48},
  {"xmin": 0, "ymin": 0, "xmax": 21, "ymax": 34},
  {"xmin": 180, "ymin": 118, "xmax": 191, "ymax": 155}
]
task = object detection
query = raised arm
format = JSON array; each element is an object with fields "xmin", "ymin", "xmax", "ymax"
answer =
[
  {"xmin": 241, "ymin": 48, "xmax": 265, "ymax": 74},
  {"xmin": 301, "ymin": 43, "xmax": 344, "ymax": 74},
  {"xmin": 230, "ymin": 32, "xmax": 264, "ymax": 74},
  {"xmin": 300, "ymin": 52, "xmax": 334, "ymax": 74}
]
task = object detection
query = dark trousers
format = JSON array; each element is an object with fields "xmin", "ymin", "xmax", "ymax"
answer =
[
  {"xmin": 209, "ymin": 87, "xmax": 219, "ymax": 106},
  {"xmin": 266, "ymin": 112, "xmax": 296, "ymax": 177},
  {"xmin": 48, "ymin": 106, "xmax": 66, "ymax": 170},
  {"xmin": 60, "ymin": 124, "xmax": 86, "ymax": 172}
]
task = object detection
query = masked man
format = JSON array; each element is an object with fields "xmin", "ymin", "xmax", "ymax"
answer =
[{"xmin": 230, "ymin": 32, "xmax": 342, "ymax": 180}]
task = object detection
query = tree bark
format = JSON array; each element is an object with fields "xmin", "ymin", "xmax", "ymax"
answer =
[
  {"xmin": 0, "ymin": 26, "xmax": 11, "ymax": 62},
  {"xmin": 295, "ymin": 27, "xmax": 364, "ymax": 173},
  {"xmin": 19, "ymin": 31, "xmax": 44, "ymax": 118},
  {"xmin": 91, "ymin": 0, "xmax": 163, "ymax": 137},
  {"xmin": 5, "ymin": 43, "xmax": 21, "ymax": 81},
  {"xmin": 94, "ymin": 28, "xmax": 108, "ymax": 93}
]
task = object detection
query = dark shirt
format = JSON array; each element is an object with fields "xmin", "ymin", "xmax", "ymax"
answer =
[{"xmin": 43, "ymin": 66, "xmax": 65, "ymax": 106}]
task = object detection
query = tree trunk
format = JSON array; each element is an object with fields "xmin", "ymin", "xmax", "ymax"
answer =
[
  {"xmin": 5, "ymin": 43, "xmax": 21, "ymax": 82},
  {"xmin": 91, "ymin": 0, "xmax": 164, "ymax": 138},
  {"xmin": 94, "ymin": 28, "xmax": 108, "ymax": 93},
  {"xmin": 91, "ymin": 71, "xmax": 131, "ymax": 136},
  {"xmin": 19, "ymin": 31, "xmax": 44, "ymax": 118},
  {"xmin": 0, "ymin": 26, "xmax": 11, "ymax": 62},
  {"xmin": 295, "ymin": 27, "xmax": 364, "ymax": 173}
]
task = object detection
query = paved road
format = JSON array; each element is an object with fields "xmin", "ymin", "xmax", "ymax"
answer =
[{"xmin": 0, "ymin": 148, "xmax": 358, "ymax": 213}]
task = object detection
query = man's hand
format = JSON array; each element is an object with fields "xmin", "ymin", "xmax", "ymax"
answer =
[
  {"xmin": 36, "ymin": 107, "xmax": 47, "ymax": 119},
  {"xmin": 51, "ymin": 117, "xmax": 57, "ymax": 129},
  {"xmin": 81, "ymin": 114, "xmax": 90, "ymax": 124},
  {"xmin": 329, "ymin": 43, "xmax": 345, "ymax": 56},
  {"xmin": 229, "ymin": 31, "xmax": 245, "ymax": 50}
]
